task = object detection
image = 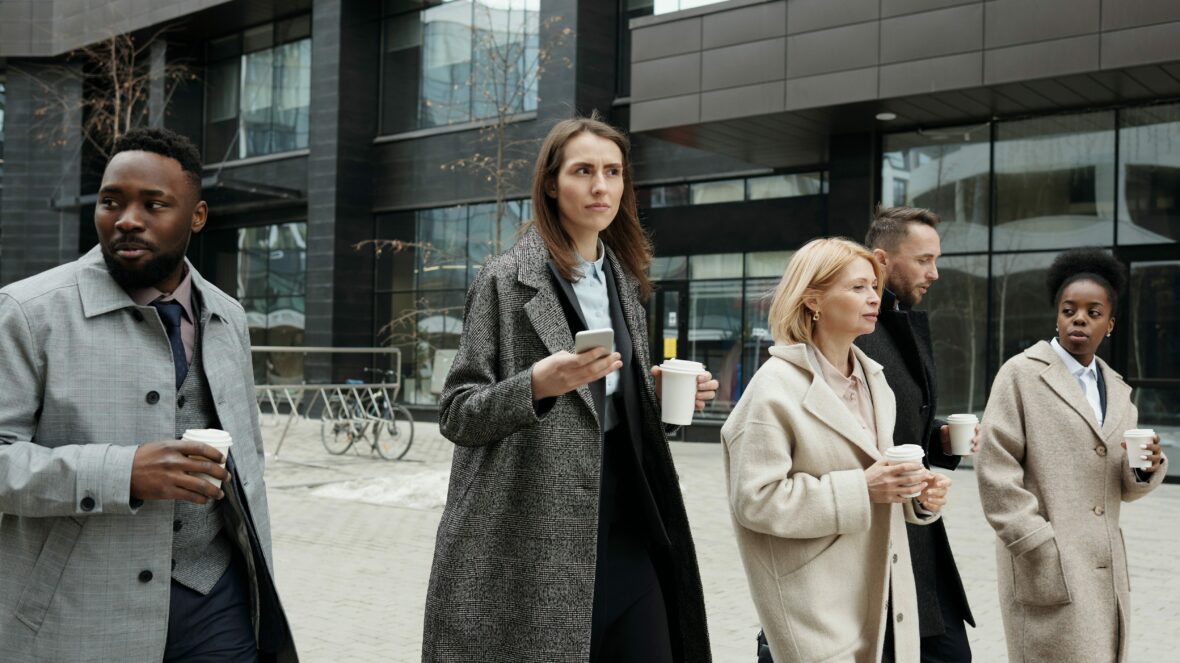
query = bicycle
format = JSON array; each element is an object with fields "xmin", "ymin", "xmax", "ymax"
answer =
[{"xmin": 319, "ymin": 368, "xmax": 415, "ymax": 460}]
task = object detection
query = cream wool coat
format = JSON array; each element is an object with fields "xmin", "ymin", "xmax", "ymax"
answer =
[
  {"xmin": 977, "ymin": 341, "xmax": 1167, "ymax": 663},
  {"xmin": 722, "ymin": 343, "xmax": 937, "ymax": 663}
]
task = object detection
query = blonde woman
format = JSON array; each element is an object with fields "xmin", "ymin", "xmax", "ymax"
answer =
[{"xmin": 722, "ymin": 238, "xmax": 951, "ymax": 663}]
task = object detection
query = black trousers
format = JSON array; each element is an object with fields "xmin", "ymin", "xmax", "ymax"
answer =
[
  {"xmin": 919, "ymin": 591, "xmax": 972, "ymax": 663},
  {"xmin": 590, "ymin": 423, "xmax": 674, "ymax": 663},
  {"xmin": 164, "ymin": 551, "xmax": 259, "ymax": 663}
]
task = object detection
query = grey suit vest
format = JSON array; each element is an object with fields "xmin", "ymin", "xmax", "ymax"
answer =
[{"xmin": 171, "ymin": 314, "xmax": 233, "ymax": 594}]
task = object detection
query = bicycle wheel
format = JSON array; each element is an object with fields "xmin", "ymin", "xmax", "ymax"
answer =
[
  {"xmin": 375, "ymin": 404, "xmax": 414, "ymax": 460},
  {"xmin": 320, "ymin": 395, "xmax": 357, "ymax": 455}
]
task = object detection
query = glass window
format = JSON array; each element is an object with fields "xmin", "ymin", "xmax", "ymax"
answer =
[
  {"xmin": 654, "ymin": 0, "xmax": 727, "ymax": 14},
  {"xmin": 924, "ymin": 255, "xmax": 989, "ymax": 415},
  {"xmin": 198, "ymin": 222, "xmax": 308, "ymax": 383},
  {"xmin": 1118, "ymin": 103, "xmax": 1180, "ymax": 245},
  {"xmin": 745, "ymin": 251, "xmax": 793, "ymax": 278},
  {"xmin": 993, "ymin": 112, "xmax": 1116, "ymax": 251},
  {"xmin": 690, "ymin": 253, "xmax": 742, "ymax": 279},
  {"xmin": 649, "ymin": 184, "xmax": 689, "ymax": 208},
  {"xmin": 205, "ymin": 19, "xmax": 311, "ymax": 161},
  {"xmin": 1126, "ymin": 260, "xmax": 1180, "ymax": 429},
  {"xmin": 381, "ymin": 0, "xmax": 541, "ymax": 134},
  {"xmin": 691, "ymin": 179, "xmax": 744, "ymax": 205},
  {"xmin": 747, "ymin": 173, "xmax": 824, "ymax": 200},
  {"xmin": 378, "ymin": 289, "xmax": 466, "ymax": 405},
  {"xmin": 688, "ymin": 279, "xmax": 743, "ymax": 416},
  {"xmin": 416, "ymin": 206, "xmax": 469, "ymax": 290},
  {"xmin": 741, "ymin": 277, "xmax": 779, "ymax": 397},
  {"xmin": 0, "ymin": 79, "xmax": 6, "ymax": 182},
  {"xmin": 990, "ymin": 252, "xmax": 1060, "ymax": 367},
  {"xmin": 883, "ymin": 125, "xmax": 990, "ymax": 253},
  {"xmin": 468, "ymin": 200, "xmax": 525, "ymax": 281},
  {"xmin": 649, "ymin": 255, "xmax": 687, "ymax": 280}
]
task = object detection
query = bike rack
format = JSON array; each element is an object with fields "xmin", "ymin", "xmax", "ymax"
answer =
[{"xmin": 250, "ymin": 346, "xmax": 403, "ymax": 457}]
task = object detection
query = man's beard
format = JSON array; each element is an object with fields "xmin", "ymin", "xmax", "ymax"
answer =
[
  {"xmin": 101, "ymin": 240, "xmax": 188, "ymax": 291},
  {"xmin": 891, "ymin": 276, "xmax": 926, "ymax": 308}
]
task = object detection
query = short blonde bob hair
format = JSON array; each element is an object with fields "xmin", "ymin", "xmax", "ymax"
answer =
[{"xmin": 768, "ymin": 237, "xmax": 884, "ymax": 345}]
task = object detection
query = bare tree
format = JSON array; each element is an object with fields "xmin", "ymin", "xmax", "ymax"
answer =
[{"xmin": 20, "ymin": 27, "xmax": 196, "ymax": 160}]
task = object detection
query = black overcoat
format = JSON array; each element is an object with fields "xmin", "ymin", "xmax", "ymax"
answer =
[{"xmin": 855, "ymin": 288, "xmax": 975, "ymax": 638}]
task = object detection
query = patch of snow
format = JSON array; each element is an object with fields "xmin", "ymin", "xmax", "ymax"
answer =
[{"xmin": 309, "ymin": 467, "xmax": 450, "ymax": 510}]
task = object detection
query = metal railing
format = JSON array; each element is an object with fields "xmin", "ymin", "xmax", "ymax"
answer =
[{"xmin": 251, "ymin": 346, "xmax": 412, "ymax": 459}]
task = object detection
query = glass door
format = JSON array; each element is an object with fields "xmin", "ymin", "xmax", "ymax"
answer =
[
  {"xmin": 650, "ymin": 280, "xmax": 688, "ymax": 365},
  {"xmin": 1116, "ymin": 246, "xmax": 1180, "ymax": 477}
]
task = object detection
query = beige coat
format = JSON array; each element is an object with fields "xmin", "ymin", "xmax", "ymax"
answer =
[
  {"xmin": 977, "ymin": 341, "xmax": 1168, "ymax": 663},
  {"xmin": 722, "ymin": 344, "xmax": 937, "ymax": 663}
]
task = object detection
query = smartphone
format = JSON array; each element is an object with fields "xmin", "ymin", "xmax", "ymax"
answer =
[{"xmin": 574, "ymin": 328, "xmax": 614, "ymax": 355}]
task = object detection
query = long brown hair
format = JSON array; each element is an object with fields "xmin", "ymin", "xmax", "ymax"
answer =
[{"xmin": 528, "ymin": 114, "xmax": 652, "ymax": 298}]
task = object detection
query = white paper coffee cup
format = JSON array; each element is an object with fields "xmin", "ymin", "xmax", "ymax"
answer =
[
  {"xmin": 182, "ymin": 428, "xmax": 233, "ymax": 487},
  {"xmin": 659, "ymin": 359, "xmax": 705, "ymax": 426},
  {"xmin": 1124, "ymin": 429, "xmax": 1155, "ymax": 470},
  {"xmin": 946, "ymin": 413, "xmax": 979, "ymax": 456},
  {"xmin": 884, "ymin": 444, "xmax": 926, "ymax": 498}
]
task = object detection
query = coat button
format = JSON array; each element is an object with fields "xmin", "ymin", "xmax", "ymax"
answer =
[
  {"xmin": 177, "ymin": 395, "xmax": 186, "ymax": 408},
  {"xmin": 896, "ymin": 613, "xmax": 904, "ymax": 623},
  {"xmin": 1096, "ymin": 445, "xmax": 1107, "ymax": 457},
  {"xmin": 892, "ymin": 553, "xmax": 898, "ymax": 564},
  {"xmin": 80, "ymin": 496, "xmax": 95, "ymax": 511},
  {"xmin": 173, "ymin": 520, "xmax": 183, "ymax": 532},
  {"xmin": 138, "ymin": 570, "xmax": 153, "ymax": 583},
  {"xmin": 145, "ymin": 391, "xmax": 160, "ymax": 404},
  {"xmin": 1093, "ymin": 505, "xmax": 1105, "ymax": 516}
]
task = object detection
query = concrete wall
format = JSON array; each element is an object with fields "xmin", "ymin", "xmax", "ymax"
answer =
[{"xmin": 629, "ymin": 0, "xmax": 1180, "ymax": 131}]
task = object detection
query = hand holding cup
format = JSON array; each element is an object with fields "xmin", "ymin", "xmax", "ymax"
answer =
[
  {"xmin": 865, "ymin": 458, "xmax": 928, "ymax": 504},
  {"xmin": 917, "ymin": 472, "xmax": 952, "ymax": 513},
  {"xmin": 1122, "ymin": 430, "xmax": 1164, "ymax": 472}
]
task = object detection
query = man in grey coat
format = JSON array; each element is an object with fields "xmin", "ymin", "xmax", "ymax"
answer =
[{"xmin": 0, "ymin": 128, "xmax": 296, "ymax": 662}]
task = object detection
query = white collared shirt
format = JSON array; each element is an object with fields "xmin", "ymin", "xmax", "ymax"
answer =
[
  {"xmin": 1050, "ymin": 337, "xmax": 1103, "ymax": 426},
  {"xmin": 571, "ymin": 239, "xmax": 619, "ymax": 430}
]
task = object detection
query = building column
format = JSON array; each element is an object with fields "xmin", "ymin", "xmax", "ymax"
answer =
[
  {"xmin": 0, "ymin": 62, "xmax": 82, "ymax": 287},
  {"xmin": 305, "ymin": 0, "xmax": 380, "ymax": 381},
  {"xmin": 826, "ymin": 132, "xmax": 878, "ymax": 241}
]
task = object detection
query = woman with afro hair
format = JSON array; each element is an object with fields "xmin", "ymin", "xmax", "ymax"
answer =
[{"xmin": 976, "ymin": 248, "xmax": 1167, "ymax": 663}]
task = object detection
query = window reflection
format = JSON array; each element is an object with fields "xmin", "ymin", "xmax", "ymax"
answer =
[
  {"xmin": 1119, "ymin": 103, "xmax": 1180, "ymax": 245},
  {"xmin": 923, "ymin": 255, "xmax": 988, "ymax": 415},
  {"xmin": 205, "ymin": 18, "xmax": 311, "ymax": 161},
  {"xmin": 381, "ymin": 0, "xmax": 541, "ymax": 134},
  {"xmin": 993, "ymin": 112, "xmax": 1116, "ymax": 251},
  {"xmin": 882, "ymin": 125, "xmax": 990, "ymax": 253},
  {"xmin": 688, "ymin": 279, "xmax": 743, "ymax": 416}
]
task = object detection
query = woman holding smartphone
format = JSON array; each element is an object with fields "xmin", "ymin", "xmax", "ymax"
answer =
[{"xmin": 421, "ymin": 115, "xmax": 718, "ymax": 663}]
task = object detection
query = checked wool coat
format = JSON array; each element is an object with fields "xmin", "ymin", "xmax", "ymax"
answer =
[
  {"xmin": 0, "ymin": 247, "xmax": 295, "ymax": 663},
  {"xmin": 421, "ymin": 227, "xmax": 710, "ymax": 663}
]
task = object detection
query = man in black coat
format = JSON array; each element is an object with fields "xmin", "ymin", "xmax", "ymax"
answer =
[{"xmin": 855, "ymin": 205, "xmax": 977, "ymax": 661}]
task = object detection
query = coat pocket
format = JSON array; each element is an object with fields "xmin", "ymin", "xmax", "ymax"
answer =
[
  {"xmin": 1012, "ymin": 537, "xmax": 1071, "ymax": 606},
  {"xmin": 13, "ymin": 517, "xmax": 84, "ymax": 632}
]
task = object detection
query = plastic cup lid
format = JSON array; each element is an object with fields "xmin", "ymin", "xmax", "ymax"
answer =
[
  {"xmin": 1124, "ymin": 429, "xmax": 1155, "ymax": 436},
  {"xmin": 885, "ymin": 444, "xmax": 924, "ymax": 460},
  {"xmin": 183, "ymin": 429, "xmax": 233, "ymax": 446},
  {"xmin": 947, "ymin": 413, "xmax": 978, "ymax": 422},
  {"xmin": 662, "ymin": 358, "xmax": 705, "ymax": 373}
]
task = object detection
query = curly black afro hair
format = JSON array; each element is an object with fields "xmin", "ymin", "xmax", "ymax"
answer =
[
  {"xmin": 1046, "ymin": 248, "xmax": 1127, "ymax": 313},
  {"xmin": 110, "ymin": 127, "xmax": 203, "ymax": 196}
]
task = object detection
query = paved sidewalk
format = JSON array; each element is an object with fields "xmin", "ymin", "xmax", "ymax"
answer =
[{"xmin": 260, "ymin": 418, "xmax": 1180, "ymax": 662}]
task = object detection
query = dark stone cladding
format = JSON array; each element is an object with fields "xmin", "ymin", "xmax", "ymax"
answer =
[
  {"xmin": 0, "ymin": 63, "xmax": 82, "ymax": 287},
  {"xmin": 304, "ymin": 0, "xmax": 380, "ymax": 383}
]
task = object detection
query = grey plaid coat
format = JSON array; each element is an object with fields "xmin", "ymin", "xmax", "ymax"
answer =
[
  {"xmin": 422, "ymin": 228, "xmax": 710, "ymax": 662},
  {"xmin": 0, "ymin": 247, "xmax": 294, "ymax": 662}
]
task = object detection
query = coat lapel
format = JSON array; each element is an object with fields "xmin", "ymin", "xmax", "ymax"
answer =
[
  {"xmin": 515, "ymin": 229, "xmax": 598, "ymax": 424},
  {"xmin": 1027, "ymin": 341, "xmax": 1106, "ymax": 441},
  {"xmin": 1098, "ymin": 360, "xmax": 1133, "ymax": 441},
  {"xmin": 777, "ymin": 344, "xmax": 883, "ymax": 462}
]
